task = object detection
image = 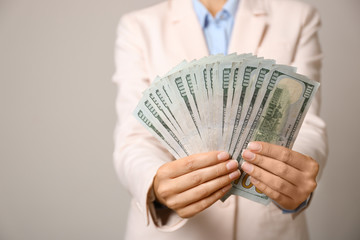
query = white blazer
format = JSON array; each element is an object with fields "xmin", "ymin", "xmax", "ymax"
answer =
[{"xmin": 113, "ymin": 0, "xmax": 328, "ymax": 239}]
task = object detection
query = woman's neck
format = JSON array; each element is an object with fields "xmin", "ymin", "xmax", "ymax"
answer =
[{"xmin": 199, "ymin": 0, "xmax": 227, "ymax": 17}]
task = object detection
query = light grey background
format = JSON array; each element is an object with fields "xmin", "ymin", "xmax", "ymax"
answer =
[{"xmin": 0, "ymin": 0, "xmax": 359, "ymax": 239}]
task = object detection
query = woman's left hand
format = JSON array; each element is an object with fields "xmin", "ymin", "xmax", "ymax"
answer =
[{"xmin": 241, "ymin": 141, "xmax": 319, "ymax": 210}]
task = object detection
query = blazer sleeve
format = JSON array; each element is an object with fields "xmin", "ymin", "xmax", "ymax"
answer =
[
  {"xmin": 112, "ymin": 13, "xmax": 187, "ymax": 230},
  {"xmin": 291, "ymin": 4, "xmax": 328, "ymax": 181}
]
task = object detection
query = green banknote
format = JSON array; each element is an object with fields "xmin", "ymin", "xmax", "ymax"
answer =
[
  {"xmin": 134, "ymin": 54, "xmax": 319, "ymax": 205},
  {"xmin": 229, "ymin": 67, "xmax": 319, "ymax": 204}
]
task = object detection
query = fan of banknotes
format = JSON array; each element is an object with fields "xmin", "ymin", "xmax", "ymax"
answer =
[{"xmin": 134, "ymin": 53, "xmax": 319, "ymax": 205}]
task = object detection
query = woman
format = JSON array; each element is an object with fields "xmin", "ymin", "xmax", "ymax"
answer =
[{"xmin": 113, "ymin": 0, "xmax": 328, "ymax": 239}]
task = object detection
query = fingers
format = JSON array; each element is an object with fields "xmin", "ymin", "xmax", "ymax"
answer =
[
  {"xmin": 248, "ymin": 177, "xmax": 299, "ymax": 210},
  {"xmin": 166, "ymin": 170, "xmax": 240, "ymax": 211},
  {"xmin": 175, "ymin": 184, "xmax": 232, "ymax": 218},
  {"xmin": 241, "ymin": 161, "xmax": 298, "ymax": 199},
  {"xmin": 171, "ymin": 159, "xmax": 239, "ymax": 193},
  {"xmin": 240, "ymin": 141, "xmax": 319, "ymax": 210},
  {"xmin": 246, "ymin": 141, "xmax": 315, "ymax": 171},
  {"xmin": 154, "ymin": 151, "xmax": 240, "ymax": 213},
  {"xmin": 165, "ymin": 151, "xmax": 231, "ymax": 178},
  {"xmin": 242, "ymin": 149, "xmax": 302, "ymax": 185}
]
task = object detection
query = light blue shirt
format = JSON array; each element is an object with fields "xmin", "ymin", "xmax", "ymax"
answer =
[
  {"xmin": 192, "ymin": 0, "xmax": 310, "ymax": 214},
  {"xmin": 192, "ymin": 0, "xmax": 239, "ymax": 55}
]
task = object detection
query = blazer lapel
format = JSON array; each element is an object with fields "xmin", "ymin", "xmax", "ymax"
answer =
[
  {"xmin": 168, "ymin": 0, "xmax": 209, "ymax": 60},
  {"xmin": 167, "ymin": 0, "xmax": 267, "ymax": 60},
  {"xmin": 228, "ymin": 0, "xmax": 268, "ymax": 55}
]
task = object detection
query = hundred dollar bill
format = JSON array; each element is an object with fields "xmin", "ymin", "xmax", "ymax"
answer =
[
  {"xmin": 206, "ymin": 54, "xmax": 243, "ymax": 150},
  {"xmin": 226, "ymin": 60, "xmax": 261, "ymax": 155},
  {"xmin": 134, "ymin": 54, "xmax": 320, "ymax": 205},
  {"xmin": 151, "ymin": 81, "xmax": 184, "ymax": 132},
  {"xmin": 153, "ymin": 78, "xmax": 203, "ymax": 154},
  {"xmin": 133, "ymin": 107, "xmax": 184, "ymax": 159},
  {"xmin": 229, "ymin": 60, "xmax": 275, "ymax": 158},
  {"xmin": 168, "ymin": 72, "xmax": 202, "ymax": 136},
  {"xmin": 218, "ymin": 54, "xmax": 253, "ymax": 149},
  {"xmin": 143, "ymin": 88, "xmax": 197, "ymax": 154},
  {"xmin": 228, "ymin": 67, "xmax": 319, "ymax": 204},
  {"xmin": 165, "ymin": 85, "xmax": 204, "ymax": 153}
]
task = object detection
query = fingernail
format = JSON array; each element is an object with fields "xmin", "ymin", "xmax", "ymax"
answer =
[
  {"xmin": 229, "ymin": 170, "xmax": 240, "ymax": 180},
  {"xmin": 250, "ymin": 177, "xmax": 259, "ymax": 184},
  {"xmin": 247, "ymin": 142, "xmax": 262, "ymax": 151},
  {"xmin": 217, "ymin": 152, "xmax": 229, "ymax": 161},
  {"xmin": 242, "ymin": 149, "xmax": 255, "ymax": 161},
  {"xmin": 241, "ymin": 162, "xmax": 254, "ymax": 173},
  {"xmin": 222, "ymin": 184, "xmax": 232, "ymax": 193},
  {"xmin": 226, "ymin": 160, "xmax": 238, "ymax": 171}
]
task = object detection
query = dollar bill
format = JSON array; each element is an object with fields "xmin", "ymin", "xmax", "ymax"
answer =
[
  {"xmin": 228, "ymin": 67, "xmax": 319, "ymax": 204},
  {"xmin": 134, "ymin": 54, "xmax": 319, "ymax": 205}
]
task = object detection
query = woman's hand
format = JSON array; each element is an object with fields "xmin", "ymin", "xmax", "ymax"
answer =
[
  {"xmin": 153, "ymin": 151, "xmax": 240, "ymax": 218},
  {"xmin": 241, "ymin": 141, "xmax": 319, "ymax": 210}
]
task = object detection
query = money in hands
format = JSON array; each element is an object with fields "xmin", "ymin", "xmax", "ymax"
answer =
[{"xmin": 133, "ymin": 53, "xmax": 319, "ymax": 205}]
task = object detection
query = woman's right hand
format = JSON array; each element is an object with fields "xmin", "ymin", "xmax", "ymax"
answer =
[{"xmin": 153, "ymin": 151, "xmax": 240, "ymax": 218}]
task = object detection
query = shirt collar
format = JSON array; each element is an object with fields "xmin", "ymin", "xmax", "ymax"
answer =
[
  {"xmin": 222, "ymin": 0, "xmax": 239, "ymax": 19},
  {"xmin": 192, "ymin": 0, "xmax": 240, "ymax": 28}
]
